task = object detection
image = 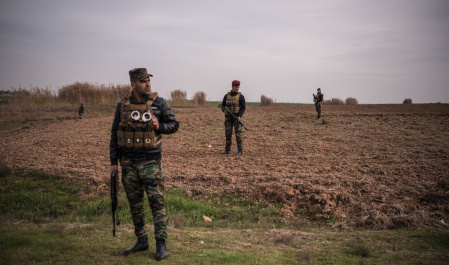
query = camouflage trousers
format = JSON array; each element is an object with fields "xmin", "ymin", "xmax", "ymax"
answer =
[
  {"xmin": 121, "ymin": 157, "xmax": 167, "ymax": 240},
  {"xmin": 224, "ymin": 116, "xmax": 243, "ymax": 151}
]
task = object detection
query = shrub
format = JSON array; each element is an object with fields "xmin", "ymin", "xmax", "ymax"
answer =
[
  {"xmin": 322, "ymin": 98, "xmax": 344, "ymax": 105},
  {"xmin": 191, "ymin": 91, "xmax": 207, "ymax": 106},
  {"xmin": 260, "ymin": 95, "xmax": 274, "ymax": 106},
  {"xmin": 403, "ymin": 98, "xmax": 413, "ymax": 104},
  {"xmin": 345, "ymin": 97, "xmax": 359, "ymax": 105},
  {"xmin": 58, "ymin": 82, "xmax": 130, "ymax": 104},
  {"xmin": 170, "ymin": 89, "xmax": 187, "ymax": 106}
]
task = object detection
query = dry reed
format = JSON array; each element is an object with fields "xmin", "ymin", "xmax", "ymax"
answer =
[
  {"xmin": 58, "ymin": 82, "xmax": 130, "ymax": 105},
  {"xmin": 191, "ymin": 91, "xmax": 207, "ymax": 106},
  {"xmin": 170, "ymin": 89, "xmax": 187, "ymax": 106},
  {"xmin": 260, "ymin": 95, "xmax": 274, "ymax": 106}
]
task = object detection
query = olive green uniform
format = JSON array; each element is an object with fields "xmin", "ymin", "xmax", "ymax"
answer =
[{"xmin": 221, "ymin": 91, "xmax": 246, "ymax": 152}]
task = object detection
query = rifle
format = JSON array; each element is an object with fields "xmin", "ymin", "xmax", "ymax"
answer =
[
  {"xmin": 111, "ymin": 171, "xmax": 120, "ymax": 237},
  {"xmin": 313, "ymin": 94, "xmax": 317, "ymax": 101},
  {"xmin": 218, "ymin": 104, "xmax": 248, "ymax": 131}
]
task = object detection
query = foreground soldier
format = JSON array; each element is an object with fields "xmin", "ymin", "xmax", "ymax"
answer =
[
  {"xmin": 314, "ymin": 88, "xmax": 324, "ymax": 119},
  {"xmin": 110, "ymin": 68, "xmax": 179, "ymax": 261},
  {"xmin": 221, "ymin": 80, "xmax": 246, "ymax": 156}
]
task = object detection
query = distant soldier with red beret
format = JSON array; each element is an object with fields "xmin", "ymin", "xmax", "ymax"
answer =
[{"xmin": 221, "ymin": 80, "xmax": 246, "ymax": 156}]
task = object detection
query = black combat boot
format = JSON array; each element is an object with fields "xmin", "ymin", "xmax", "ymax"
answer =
[
  {"xmin": 221, "ymin": 150, "xmax": 230, "ymax": 154},
  {"xmin": 235, "ymin": 150, "xmax": 242, "ymax": 156},
  {"xmin": 155, "ymin": 239, "xmax": 168, "ymax": 261},
  {"xmin": 123, "ymin": 236, "xmax": 149, "ymax": 256}
]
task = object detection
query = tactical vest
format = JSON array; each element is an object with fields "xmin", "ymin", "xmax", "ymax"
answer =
[
  {"xmin": 117, "ymin": 92, "xmax": 161, "ymax": 149},
  {"xmin": 226, "ymin": 92, "xmax": 241, "ymax": 114},
  {"xmin": 316, "ymin": 92, "xmax": 323, "ymax": 105}
]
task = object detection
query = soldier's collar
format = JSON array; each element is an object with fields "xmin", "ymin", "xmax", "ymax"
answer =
[{"xmin": 130, "ymin": 91, "xmax": 149, "ymax": 103}]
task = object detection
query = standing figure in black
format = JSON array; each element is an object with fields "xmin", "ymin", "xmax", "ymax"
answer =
[
  {"xmin": 79, "ymin": 103, "xmax": 84, "ymax": 119},
  {"xmin": 314, "ymin": 88, "xmax": 324, "ymax": 119},
  {"xmin": 221, "ymin": 80, "xmax": 246, "ymax": 156}
]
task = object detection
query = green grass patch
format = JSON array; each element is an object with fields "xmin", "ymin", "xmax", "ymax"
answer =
[
  {"xmin": 0, "ymin": 96, "xmax": 10, "ymax": 101},
  {"xmin": 1, "ymin": 167, "xmax": 449, "ymax": 264},
  {"xmin": 1, "ymin": 222, "xmax": 448, "ymax": 264},
  {"xmin": 99, "ymin": 188, "xmax": 285, "ymax": 229},
  {"xmin": 399, "ymin": 142, "xmax": 415, "ymax": 147},
  {"xmin": 171, "ymin": 104, "xmax": 198, "ymax": 108},
  {"xmin": 0, "ymin": 120, "xmax": 54, "ymax": 131},
  {"xmin": 0, "ymin": 168, "xmax": 83, "ymax": 222},
  {"xmin": 165, "ymin": 190, "xmax": 284, "ymax": 228}
]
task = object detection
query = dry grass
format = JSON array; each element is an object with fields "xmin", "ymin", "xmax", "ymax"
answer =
[
  {"xmin": 403, "ymin": 98, "xmax": 413, "ymax": 104},
  {"xmin": 345, "ymin": 97, "xmax": 359, "ymax": 105},
  {"xmin": 191, "ymin": 91, "xmax": 207, "ymax": 106},
  {"xmin": 260, "ymin": 95, "xmax": 274, "ymax": 106},
  {"xmin": 171, "ymin": 214, "xmax": 185, "ymax": 228},
  {"xmin": 346, "ymin": 242, "xmax": 371, "ymax": 257},
  {"xmin": 0, "ymin": 83, "xmax": 128, "ymax": 123},
  {"xmin": 170, "ymin": 89, "xmax": 187, "ymax": 106},
  {"xmin": 8, "ymin": 86, "xmax": 58, "ymax": 104},
  {"xmin": 58, "ymin": 82, "xmax": 130, "ymax": 105},
  {"xmin": 1, "ymin": 87, "xmax": 67, "ymax": 123},
  {"xmin": 322, "ymin": 98, "xmax": 344, "ymax": 105},
  {"xmin": 273, "ymin": 231, "xmax": 295, "ymax": 245}
]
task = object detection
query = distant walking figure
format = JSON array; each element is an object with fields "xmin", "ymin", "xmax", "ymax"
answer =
[
  {"xmin": 313, "ymin": 88, "xmax": 323, "ymax": 119},
  {"xmin": 78, "ymin": 103, "xmax": 84, "ymax": 119}
]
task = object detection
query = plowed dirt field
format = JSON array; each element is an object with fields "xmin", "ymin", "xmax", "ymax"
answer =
[{"xmin": 2, "ymin": 103, "xmax": 448, "ymax": 229}]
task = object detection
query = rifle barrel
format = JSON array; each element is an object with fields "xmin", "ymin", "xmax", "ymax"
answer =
[
  {"xmin": 111, "ymin": 171, "xmax": 118, "ymax": 237},
  {"xmin": 218, "ymin": 104, "xmax": 248, "ymax": 131}
]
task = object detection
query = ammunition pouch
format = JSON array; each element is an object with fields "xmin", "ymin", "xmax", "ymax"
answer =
[
  {"xmin": 226, "ymin": 92, "xmax": 241, "ymax": 114},
  {"xmin": 117, "ymin": 93, "xmax": 161, "ymax": 149}
]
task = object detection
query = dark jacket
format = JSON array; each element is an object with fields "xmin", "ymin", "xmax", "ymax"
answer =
[
  {"xmin": 110, "ymin": 93, "xmax": 179, "ymax": 165},
  {"xmin": 221, "ymin": 91, "xmax": 246, "ymax": 118}
]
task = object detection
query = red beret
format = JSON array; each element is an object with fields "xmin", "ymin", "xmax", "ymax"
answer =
[{"xmin": 232, "ymin": 80, "xmax": 240, "ymax": 86}]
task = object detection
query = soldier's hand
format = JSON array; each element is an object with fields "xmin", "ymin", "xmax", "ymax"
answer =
[
  {"xmin": 111, "ymin": 165, "xmax": 118, "ymax": 173},
  {"xmin": 224, "ymin": 110, "xmax": 229, "ymax": 116},
  {"xmin": 152, "ymin": 116, "xmax": 159, "ymax": 130}
]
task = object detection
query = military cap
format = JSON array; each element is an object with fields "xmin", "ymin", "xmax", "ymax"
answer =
[
  {"xmin": 232, "ymin": 80, "xmax": 240, "ymax": 86},
  {"xmin": 129, "ymin": 68, "xmax": 153, "ymax": 80}
]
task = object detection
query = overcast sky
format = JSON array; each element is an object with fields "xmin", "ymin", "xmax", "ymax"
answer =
[{"xmin": 1, "ymin": 0, "xmax": 448, "ymax": 103}]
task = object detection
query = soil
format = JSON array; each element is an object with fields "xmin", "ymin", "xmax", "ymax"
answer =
[{"xmin": 1, "ymin": 103, "xmax": 448, "ymax": 229}]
